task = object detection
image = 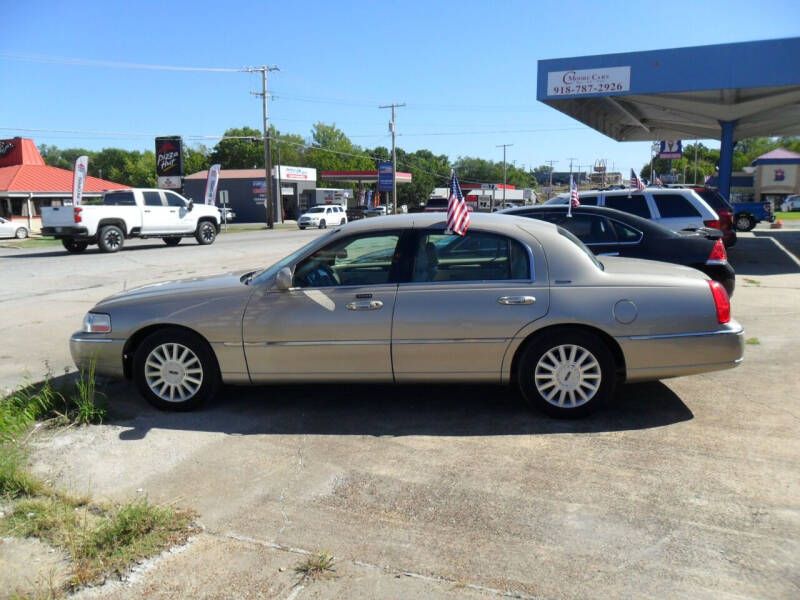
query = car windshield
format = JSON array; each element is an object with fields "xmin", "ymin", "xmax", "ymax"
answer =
[
  {"xmin": 250, "ymin": 231, "xmax": 337, "ymax": 285},
  {"xmin": 556, "ymin": 226, "xmax": 604, "ymax": 270},
  {"xmin": 307, "ymin": 207, "xmax": 326, "ymax": 214}
]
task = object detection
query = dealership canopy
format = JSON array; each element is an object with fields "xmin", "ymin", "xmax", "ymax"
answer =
[{"xmin": 537, "ymin": 37, "xmax": 800, "ymax": 199}]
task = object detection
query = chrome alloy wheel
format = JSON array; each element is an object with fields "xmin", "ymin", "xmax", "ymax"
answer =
[
  {"xmin": 534, "ymin": 344, "xmax": 601, "ymax": 408},
  {"xmin": 144, "ymin": 343, "xmax": 203, "ymax": 403}
]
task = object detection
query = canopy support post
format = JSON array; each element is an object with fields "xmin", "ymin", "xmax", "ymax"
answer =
[{"xmin": 718, "ymin": 120, "xmax": 737, "ymax": 200}]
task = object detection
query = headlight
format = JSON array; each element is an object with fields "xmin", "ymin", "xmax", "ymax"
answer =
[{"xmin": 82, "ymin": 312, "xmax": 111, "ymax": 333}]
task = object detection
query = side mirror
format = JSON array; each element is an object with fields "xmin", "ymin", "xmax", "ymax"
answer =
[
  {"xmin": 274, "ymin": 266, "xmax": 293, "ymax": 291},
  {"xmin": 187, "ymin": 199, "xmax": 194, "ymax": 211}
]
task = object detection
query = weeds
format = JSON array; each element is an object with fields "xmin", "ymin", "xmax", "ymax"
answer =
[
  {"xmin": 295, "ymin": 551, "xmax": 336, "ymax": 581},
  {"xmin": 746, "ymin": 337, "xmax": 761, "ymax": 345},
  {"xmin": 743, "ymin": 278, "xmax": 761, "ymax": 287}
]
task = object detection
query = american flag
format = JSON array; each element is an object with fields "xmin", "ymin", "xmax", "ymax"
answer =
[
  {"xmin": 446, "ymin": 170, "xmax": 470, "ymax": 236},
  {"xmin": 567, "ymin": 174, "xmax": 579, "ymax": 217},
  {"xmin": 630, "ymin": 168, "xmax": 645, "ymax": 191}
]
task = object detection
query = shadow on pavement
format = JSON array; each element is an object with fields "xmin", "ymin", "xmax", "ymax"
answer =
[
  {"xmin": 728, "ymin": 232, "xmax": 800, "ymax": 276},
  {"xmin": 113, "ymin": 380, "xmax": 692, "ymax": 441},
  {"xmin": 0, "ymin": 241, "xmax": 204, "ymax": 259}
]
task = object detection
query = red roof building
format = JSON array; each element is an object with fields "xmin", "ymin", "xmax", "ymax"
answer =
[{"xmin": 0, "ymin": 137, "xmax": 129, "ymax": 231}]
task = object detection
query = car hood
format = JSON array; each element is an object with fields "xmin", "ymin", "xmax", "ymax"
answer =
[
  {"xmin": 96, "ymin": 271, "xmax": 254, "ymax": 307},
  {"xmin": 599, "ymin": 256, "xmax": 708, "ymax": 280}
]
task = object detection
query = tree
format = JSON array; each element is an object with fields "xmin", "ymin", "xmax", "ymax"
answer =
[
  {"xmin": 184, "ymin": 144, "xmax": 211, "ymax": 175},
  {"xmin": 210, "ymin": 126, "xmax": 264, "ymax": 169}
]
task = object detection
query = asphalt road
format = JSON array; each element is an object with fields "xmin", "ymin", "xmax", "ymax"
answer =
[{"xmin": 2, "ymin": 228, "xmax": 800, "ymax": 599}]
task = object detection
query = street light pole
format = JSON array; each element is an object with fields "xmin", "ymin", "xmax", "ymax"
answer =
[
  {"xmin": 248, "ymin": 65, "xmax": 280, "ymax": 228},
  {"xmin": 545, "ymin": 160, "xmax": 557, "ymax": 199},
  {"xmin": 379, "ymin": 102, "xmax": 405, "ymax": 214},
  {"xmin": 497, "ymin": 143, "xmax": 513, "ymax": 212}
]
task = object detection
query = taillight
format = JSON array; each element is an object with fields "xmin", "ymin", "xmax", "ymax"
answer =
[
  {"xmin": 706, "ymin": 239, "xmax": 727, "ymax": 264},
  {"xmin": 708, "ymin": 280, "xmax": 730, "ymax": 324},
  {"xmin": 73, "ymin": 206, "xmax": 83, "ymax": 223},
  {"xmin": 703, "ymin": 219, "xmax": 720, "ymax": 229}
]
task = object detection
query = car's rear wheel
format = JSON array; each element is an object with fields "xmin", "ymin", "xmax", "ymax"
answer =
[
  {"xmin": 98, "ymin": 225, "xmax": 124, "ymax": 252},
  {"xmin": 517, "ymin": 329, "xmax": 615, "ymax": 418},
  {"xmin": 195, "ymin": 221, "xmax": 217, "ymax": 245},
  {"xmin": 133, "ymin": 328, "xmax": 220, "ymax": 411},
  {"xmin": 62, "ymin": 239, "xmax": 89, "ymax": 253},
  {"xmin": 15, "ymin": 227, "xmax": 28, "ymax": 239},
  {"xmin": 163, "ymin": 237, "xmax": 181, "ymax": 246},
  {"xmin": 735, "ymin": 214, "xmax": 755, "ymax": 231}
]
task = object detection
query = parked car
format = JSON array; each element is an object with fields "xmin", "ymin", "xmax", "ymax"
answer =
[
  {"xmin": 501, "ymin": 205, "xmax": 735, "ymax": 296},
  {"xmin": 687, "ymin": 187, "xmax": 737, "ymax": 247},
  {"xmin": 0, "ymin": 217, "xmax": 29, "ymax": 239},
  {"xmin": 41, "ymin": 189, "xmax": 221, "ymax": 253},
  {"xmin": 70, "ymin": 213, "xmax": 743, "ymax": 418},
  {"xmin": 346, "ymin": 206, "xmax": 368, "ymax": 221},
  {"xmin": 780, "ymin": 195, "xmax": 800, "ymax": 212},
  {"xmin": 544, "ymin": 188, "xmax": 719, "ymax": 234},
  {"xmin": 298, "ymin": 205, "xmax": 347, "ymax": 229},
  {"xmin": 729, "ymin": 200, "xmax": 774, "ymax": 231},
  {"xmin": 220, "ymin": 207, "xmax": 236, "ymax": 222}
]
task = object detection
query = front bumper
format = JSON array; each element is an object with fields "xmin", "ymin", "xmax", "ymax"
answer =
[
  {"xmin": 619, "ymin": 320, "xmax": 744, "ymax": 383},
  {"xmin": 69, "ymin": 333, "xmax": 126, "ymax": 378}
]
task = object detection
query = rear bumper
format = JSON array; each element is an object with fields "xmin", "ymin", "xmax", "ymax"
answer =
[
  {"xmin": 41, "ymin": 226, "xmax": 90, "ymax": 238},
  {"xmin": 69, "ymin": 333, "xmax": 126, "ymax": 378},
  {"xmin": 619, "ymin": 320, "xmax": 744, "ymax": 383}
]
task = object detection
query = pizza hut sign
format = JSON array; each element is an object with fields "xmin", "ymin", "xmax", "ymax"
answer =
[{"xmin": 155, "ymin": 136, "xmax": 184, "ymax": 178}]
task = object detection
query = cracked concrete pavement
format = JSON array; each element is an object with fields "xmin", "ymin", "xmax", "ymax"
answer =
[{"xmin": 1, "ymin": 228, "xmax": 799, "ymax": 599}]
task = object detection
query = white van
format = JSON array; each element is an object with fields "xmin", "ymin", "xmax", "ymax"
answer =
[{"xmin": 544, "ymin": 188, "xmax": 719, "ymax": 232}]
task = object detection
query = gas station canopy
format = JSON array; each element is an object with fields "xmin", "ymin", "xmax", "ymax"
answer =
[{"xmin": 537, "ymin": 37, "xmax": 800, "ymax": 198}]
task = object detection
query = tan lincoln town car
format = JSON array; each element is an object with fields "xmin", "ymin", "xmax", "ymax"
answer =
[{"xmin": 70, "ymin": 213, "xmax": 744, "ymax": 418}]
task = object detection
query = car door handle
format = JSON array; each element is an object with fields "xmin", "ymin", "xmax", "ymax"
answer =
[
  {"xmin": 497, "ymin": 296, "xmax": 536, "ymax": 305},
  {"xmin": 143, "ymin": 209, "xmax": 151, "ymax": 213},
  {"xmin": 346, "ymin": 300, "xmax": 384, "ymax": 310}
]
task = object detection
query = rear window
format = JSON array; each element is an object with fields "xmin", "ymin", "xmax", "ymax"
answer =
[
  {"xmin": 103, "ymin": 192, "xmax": 136, "ymax": 206},
  {"xmin": 604, "ymin": 194, "xmax": 651, "ymax": 219},
  {"xmin": 694, "ymin": 189, "xmax": 732, "ymax": 212},
  {"xmin": 578, "ymin": 195, "xmax": 598, "ymax": 206},
  {"xmin": 654, "ymin": 194, "xmax": 702, "ymax": 218}
]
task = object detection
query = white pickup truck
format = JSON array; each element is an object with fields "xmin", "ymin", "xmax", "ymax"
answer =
[{"xmin": 41, "ymin": 189, "xmax": 221, "ymax": 253}]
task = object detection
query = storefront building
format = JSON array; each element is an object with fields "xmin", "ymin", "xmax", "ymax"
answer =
[
  {"xmin": 184, "ymin": 166, "xmax": 317, "ymax": 223},
  {"xmin": 707, "ymin": 148, "xmax": 800, "ymax": 206},
  {"xmin": 0, "ymin": 138, "xmax": 130, "ymax": 232}
]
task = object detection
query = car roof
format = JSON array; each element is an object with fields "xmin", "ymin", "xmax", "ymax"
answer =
[
  {"xmin": 503, "ymin": 204, "xmax": 678, "ymax": 237},
  {"xmin": 335, "ymin": 211, "xmax": 558, "ymax": 237}
]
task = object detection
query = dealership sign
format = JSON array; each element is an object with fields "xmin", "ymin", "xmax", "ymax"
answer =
[
  {"xmin": 72, "ymin": 155, "xmax": 89, "ymax": 206},
  {"xmin": 276, "ymin": 165, "xmax": 316, "ymax": 181},
  {"xmin": 204, "ymin": 164, "xmax": 221, "ymax": 205},
  {"xmin": 155, "ymin": 136, "xmax": 184, "ymax": 188},
  {"xmin": 658, "ymin": 140, "xmax": 683, "ymax": 159},
  {"xmin": 547, "ymin": 66, "xmax": 630, "ymax": 97}
]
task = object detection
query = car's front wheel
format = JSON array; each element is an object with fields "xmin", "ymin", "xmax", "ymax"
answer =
[
  {"xmin": 15, "ymin": 227, "xmax": 28, "ymax": 239},
  {"xmin": 318, "ymin": 219, "xmax": 327, "ymax": 229},
  {"xmin": 133, "ymin": 328, "xmax": 220, "ymax": 411},
  {"xmin": 517, "ymin": 329, "xmax": 615, "ymax": 418},
  {"xmin": 195, "ymin": 221, "xmax": 217, "ymax": 245}
]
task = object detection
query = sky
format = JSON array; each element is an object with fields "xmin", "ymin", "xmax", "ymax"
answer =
[{"xmin": 2, "ymin": 0, "xmax": 799, "ymax": 183}]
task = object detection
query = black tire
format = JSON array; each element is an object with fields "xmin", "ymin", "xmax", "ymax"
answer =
[
  {"xmin": 517, "ymin": 329, "xmax": 616, "ymax": 418},
  {"xmin": 133, "ymin": 328, "xmax": 220, "ymax": 411},
  {"xmin": 62, "ymin": 239, "xmax": 89, "ymax": 253},
  {"xmin": 163, "ymin": 237, "xmax": 181, "ymax": 246},
  {"xmin": 318, "ymin": 219, "xmax": 327, "ymax": 229},
  {"xmin": 299, "ymin": 226, "xmax": 306, "ymax": 230},
  {"xmin": 97, "ymin": 225, "xmax": 124, "ymax": 253},
  {"xmin": 339, "ymin": 218, "xmax": 346, "ymax": 225},
  {"xmin": 195, "ymin": 221, "xmax": 217, "ymax": 245},
  {"xmin": 735, "ymin": 214, "xmax": 755, "ymax": 232},
  {"xmin": 15, "ymin": 227, "xmax": 28, "ymax": 239}
]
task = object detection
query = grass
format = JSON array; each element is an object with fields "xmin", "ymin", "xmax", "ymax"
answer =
[
  {"xmin": 774, "ymin": 211, "xmax": 800, "ymax": 221},
  {"xmin": 743, "ymin": 278, "xmax": 761, "ymax": 287},
  {"xmin": 0, "ymin": 495, "xmax": 194, "ymax": 587},
  {"xmin": 746, "ymin": 337, "xmax": 761, "ymax": 345},
  {"xmin": 0, "ymin": 237, "xmax": 62, "ymax": 249},
  {"xmin": 0, "ymin": 362, "xmax": 193, "ymax": 595},
  {"xmin": 295, "ymin": 551, "xmax": 336, "ymax": 581}
]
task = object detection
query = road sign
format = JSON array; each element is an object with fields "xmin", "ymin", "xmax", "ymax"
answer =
[{"xmin": 218, "ymin": 190, "xmax": 229, "ymax": 205}]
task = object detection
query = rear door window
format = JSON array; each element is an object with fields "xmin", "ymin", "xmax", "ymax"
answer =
[
  {"xmin": 578, "ymin": 195, "xmax": 598, "ymax": 206},
  {"xmin": 103, "ymin": 192, "xmax": 136, "ymax": 206},
  {"xmin": 143, "ymin": 192, "xmax": 163, "ymax": 207},
  {"xmin": 653, "ymin": 194, "xmax": 702, "ymax": 218},
  {"xmin": 611, "ymin": 220, "xmax": 643, "ymax": 243},
  {"xmin": 543, "ymin": 214, "xmax": 616, "ymax": 244},
  {"xmin": 604, "ymin": 194, "xmax": 651, "ymax": 219}
]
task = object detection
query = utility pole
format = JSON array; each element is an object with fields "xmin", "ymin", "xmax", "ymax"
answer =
[
  {"xmin": 497, "ymin": 143, "xmax": 513, "ymax": 212},
  {"xmin": 545, "ymin": 160, "xmax": 557, "ymax": 199},
  {"xmin": 379, "ymin": 102, "xmax": 405, "ymax": 214},
  {"xmin": 694, "ymin": 139, "xmax": 699, "ymax": 185},
  {"xmin": 248, "ymin": 65, "xmax": 280, "ymax": 228}
]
